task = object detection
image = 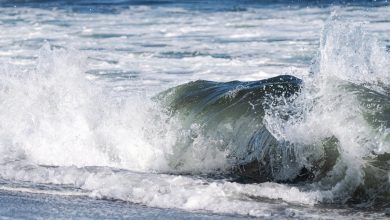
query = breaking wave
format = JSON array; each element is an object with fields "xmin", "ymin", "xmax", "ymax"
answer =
[
  {"xmin": 157, "ymin": 19, "xmax": 390, "ymax": 208},
  {"xmin": 0, "ymin": 18, "xmax": 389, "ymax": 217}
]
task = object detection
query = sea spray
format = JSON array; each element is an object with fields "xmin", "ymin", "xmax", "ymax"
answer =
[
  {"xmin": 0, "ymin": 44, "xmax": 174, "ymax": 172},
  {"xmin": 264, "ymin": 20, "xmax": 390, "ymax": 205}
]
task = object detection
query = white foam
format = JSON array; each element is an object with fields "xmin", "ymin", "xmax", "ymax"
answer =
[
  {"xmin": 0, "ymin": 45, "xmax": 175, "ymax": 172},
  {"xmin": 0, "ymin": 161, "xmax": 322, "ymax": 218},
  {"xmin": 264, "ymin": 19, "xmax": 390, "ymax": 202},
  {"xmin": 0, "ymin": 186, "xmax": 88, "ymax": 197}
]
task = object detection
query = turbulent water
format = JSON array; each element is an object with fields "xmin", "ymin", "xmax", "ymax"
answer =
[{"xmin": 0, "ymin": 0, "xmax": 389, "ymax": 219}]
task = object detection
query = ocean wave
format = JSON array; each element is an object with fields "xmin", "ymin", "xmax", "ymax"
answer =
[
  {"xmin": 156, "ymin": 19, "xmax": 390, "ymax": 208},
  {"xmin": 0, "ymin": 18, "xmax": 388, "ymax": 216}
]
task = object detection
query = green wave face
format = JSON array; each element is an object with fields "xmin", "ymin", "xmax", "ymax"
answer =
[{"xmin": 156, "ymin": 75, "xmax": 305, "ymax": 179}]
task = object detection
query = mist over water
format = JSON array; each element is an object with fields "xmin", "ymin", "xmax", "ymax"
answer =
[{"xmin": 0, "ymin": 1, "xmax": 389, "ymax": 219}]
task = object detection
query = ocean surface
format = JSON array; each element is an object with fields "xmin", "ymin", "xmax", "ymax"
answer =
[{"xmin": 0, "ymin": 0, "xmax": 389, "ymax": 219}]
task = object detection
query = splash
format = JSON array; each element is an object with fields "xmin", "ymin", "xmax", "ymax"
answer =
[
  {"xmin": 264, "ymin": 19, "xmax": 390, "ymax": 205},
  {"xmin": 0, "ymin": 44, "xmax": 175, "ymax": 172}
]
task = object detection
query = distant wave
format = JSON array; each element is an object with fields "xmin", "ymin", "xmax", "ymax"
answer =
[{"xmin": 1, "ymin": 0, "xmax": 388, "ymax": 13}]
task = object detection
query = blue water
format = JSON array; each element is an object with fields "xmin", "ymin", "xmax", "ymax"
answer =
[{"xmin": 0, "ymin": 190, "xmax": 246, "ymax": 219}]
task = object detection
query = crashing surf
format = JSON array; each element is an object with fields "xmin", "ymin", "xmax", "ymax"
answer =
[{"xmin": 0, "ymin": 17, "xmax": 388, "ymax": 217}]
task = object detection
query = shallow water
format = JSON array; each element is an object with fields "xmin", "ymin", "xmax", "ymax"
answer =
[
  {"xmin": 0, "ymin": 189, "xmax": 244, "ymax": 219},
  {"xmin": 0, "ymin": 0, "xmax": 389, "ymax": 219}
]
